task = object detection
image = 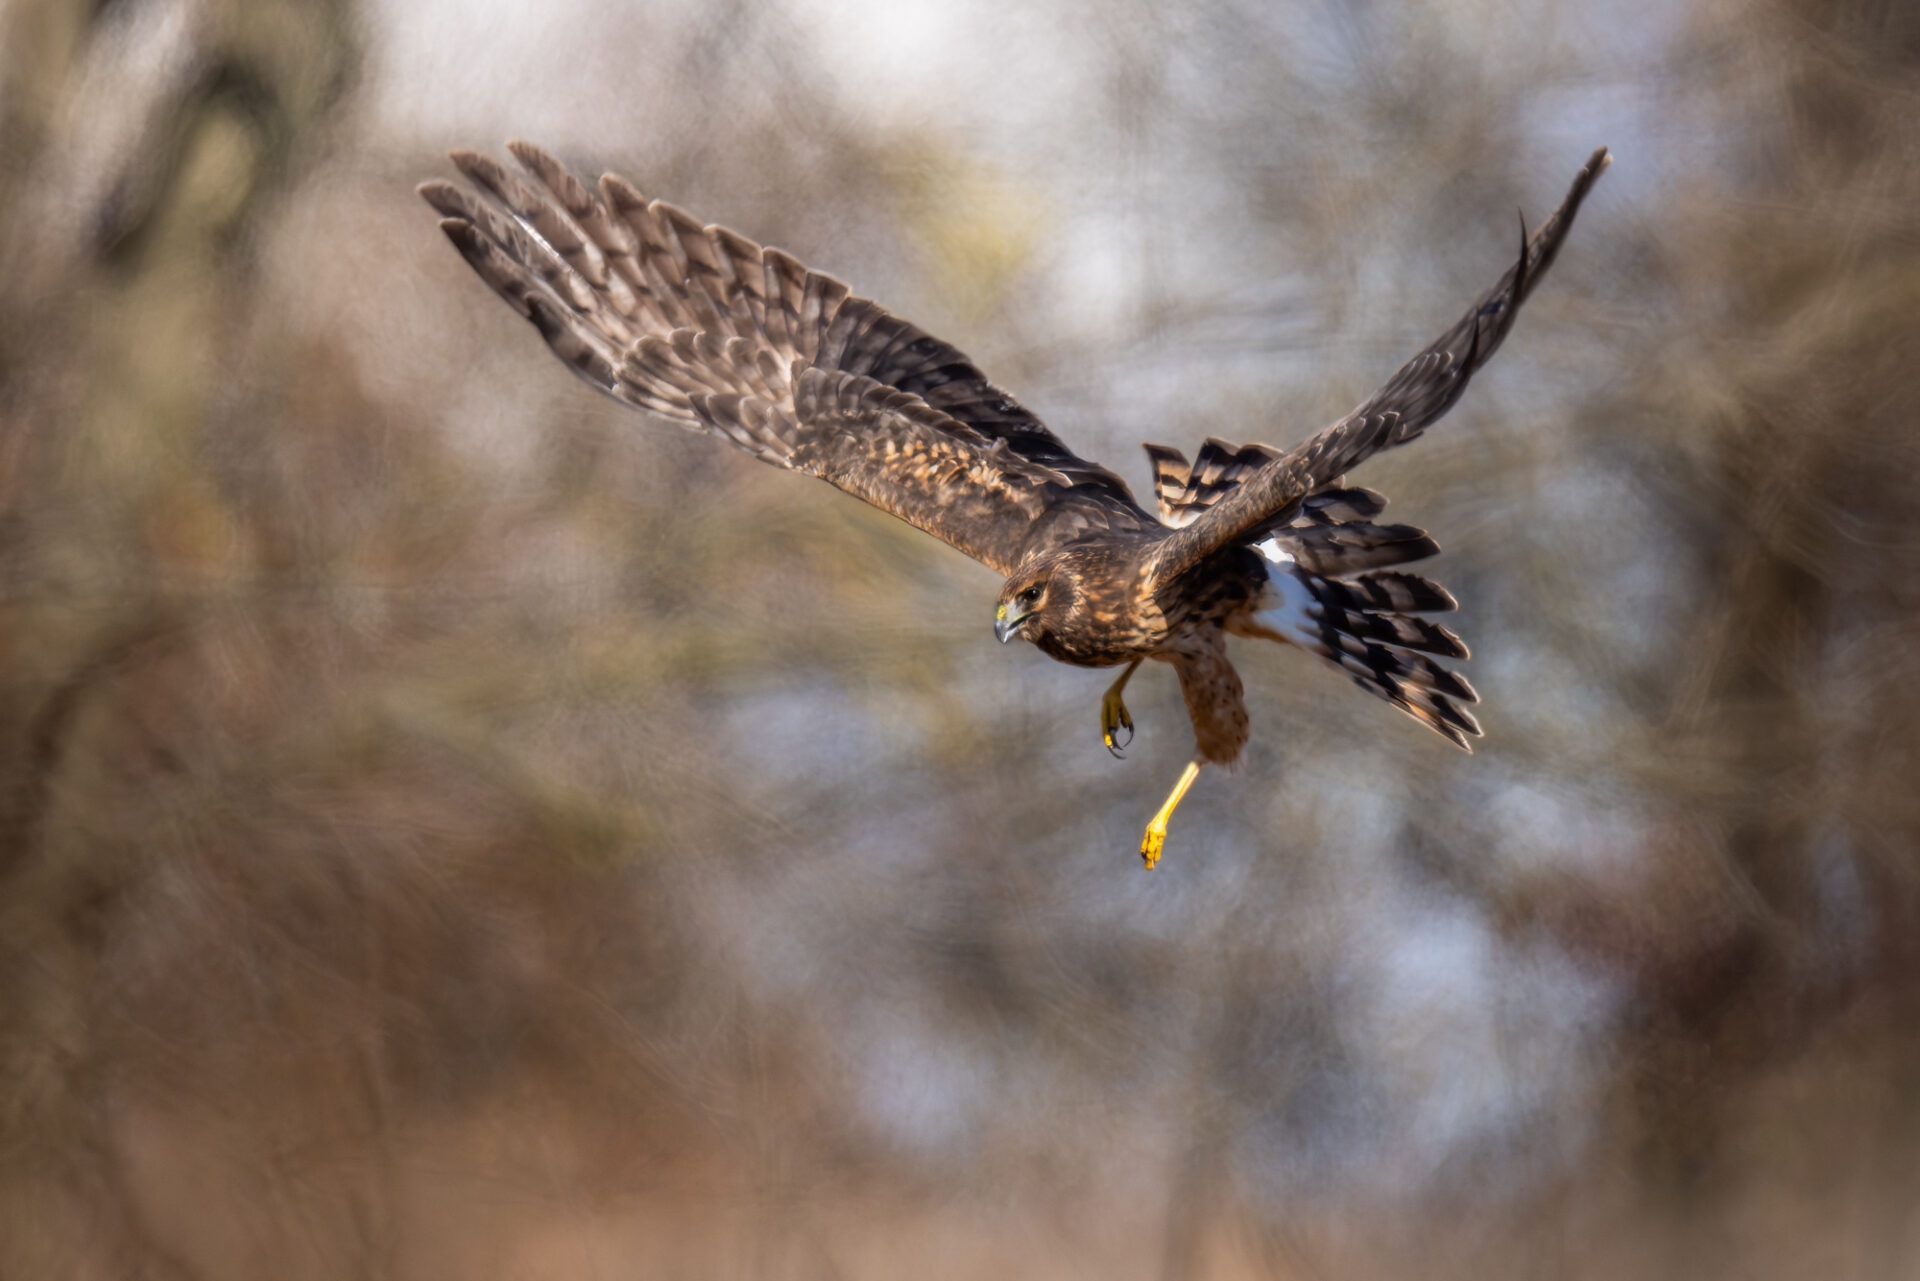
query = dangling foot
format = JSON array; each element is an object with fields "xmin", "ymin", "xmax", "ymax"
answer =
[
  {"xmin": 1100, "ymin": 658, "xmax": 1143, "ymax": 758},
  {"xmin": 1139, "ymin": 760, "xmax": 1201, "ymax": 869}
]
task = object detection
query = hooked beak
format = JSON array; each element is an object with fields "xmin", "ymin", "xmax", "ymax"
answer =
[{"xmin": 994, "ymin": 601, "xmax": 1030, "ymax": 644}]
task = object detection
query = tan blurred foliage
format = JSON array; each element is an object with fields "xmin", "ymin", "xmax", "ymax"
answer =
[{"xmin": 2, "ymin": 0, "xmax": 1919, "ymax": 1276}]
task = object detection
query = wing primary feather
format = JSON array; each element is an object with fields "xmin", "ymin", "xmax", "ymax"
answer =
[
  {"xmin": 1512, "ymin": 207, "xmax": 1530, "ymax": 309},
  {"xmin": 453, "ymin": 148, "xmax": 611, "ymax": 291},
  {"xmin": 506, "ymin": 140, "xmax": 643, "ymax": 317},
  {"xmin": 1150, "ymin": 146, "xmax": 1608, "ymax": 585}
]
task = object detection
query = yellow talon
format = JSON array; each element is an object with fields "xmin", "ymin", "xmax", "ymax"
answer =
[
  {"xmin": 1100, "ymin": 658, "xmax": 1142, "ymax": 758},
  {"xmin": 1140, "ymin": 822, "xmax": 1169, "ymax": 869},
  {"xmin": 1101, "ymin": 688, "xmax": 1134, "ymax": 756},
  {"xmin": 1138, "ymin": 760, "xmax": 1201, "ymax": 869}
]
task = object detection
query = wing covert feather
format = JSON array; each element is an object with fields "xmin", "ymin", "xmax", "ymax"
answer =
[{"xmin": 690, "ymin": 368, "xmax": 1067, "ymax": 576}]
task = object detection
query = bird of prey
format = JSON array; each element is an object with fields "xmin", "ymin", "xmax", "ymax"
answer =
[{"xmin": 420, "ymin": 144, "xmax": 1609, "ymax": 867}]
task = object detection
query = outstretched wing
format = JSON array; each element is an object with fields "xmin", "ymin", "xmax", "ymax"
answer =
[
  {"xmin": 1148, "ymin": 146, "xmax": 1611, "ymax": 586},
  {"xmin": 420, "ymin": 144, "xmax": 1156, "ymax": 576}
]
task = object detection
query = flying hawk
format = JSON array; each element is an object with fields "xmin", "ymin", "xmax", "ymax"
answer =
[{"xmin": 420, "ymin": 144, "xmax": 1609, "ymax": 867}]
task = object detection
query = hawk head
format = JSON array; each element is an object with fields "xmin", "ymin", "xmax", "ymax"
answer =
[{"xmin": 994, "ymin": 555, "xmax": 1077, "ymax": 646}]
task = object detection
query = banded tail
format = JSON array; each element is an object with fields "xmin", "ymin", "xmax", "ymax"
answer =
[{"xmin": 1158, "ymin": 439, "xmax": 1480, "ymax": 748}]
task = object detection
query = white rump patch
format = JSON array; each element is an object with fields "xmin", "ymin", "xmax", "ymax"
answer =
[{"xmin": 1248, "ymin": 538, "xmax": 1323, "ymax": 650}]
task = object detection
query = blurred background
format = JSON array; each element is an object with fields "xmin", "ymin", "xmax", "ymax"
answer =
[{"xmin": 3, "ymin": 0, "xmax": 1918, "ymax": 1275}]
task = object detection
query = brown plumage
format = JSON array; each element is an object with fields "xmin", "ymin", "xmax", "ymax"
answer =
[{"xmin": 421, "ymin": 143, "xmax": 1610, "ymax": 866}]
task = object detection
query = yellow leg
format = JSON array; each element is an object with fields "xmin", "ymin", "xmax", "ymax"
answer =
[
  {"xmin": 1139, "ymin": 760, "xmax": 1202, "ymax": 869},
  {"xmin": 1101, "ymin": 658, "xmax": 1143, "ymax": 758}
]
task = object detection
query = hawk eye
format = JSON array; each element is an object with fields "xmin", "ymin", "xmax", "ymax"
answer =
[{"xmin": 1020, "ymin": 585, "xmax": 1043, "ymax": 603}]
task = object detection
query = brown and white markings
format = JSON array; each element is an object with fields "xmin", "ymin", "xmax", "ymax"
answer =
[{"xmin": 422, "ymin": 143, "xmax": 1610, "ymax": 868}]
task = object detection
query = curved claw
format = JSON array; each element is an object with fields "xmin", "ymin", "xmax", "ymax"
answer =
[{"xmin": 1100, "ymin": 689, "xmax": 1135, "ymax": 759}]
